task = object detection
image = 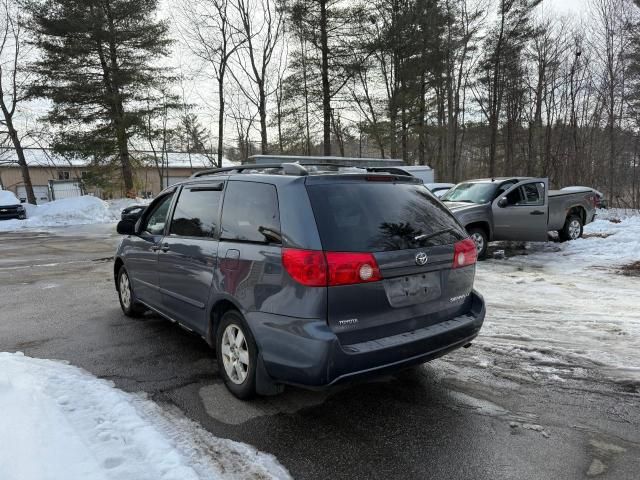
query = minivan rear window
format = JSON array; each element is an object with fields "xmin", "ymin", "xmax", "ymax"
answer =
[{"xmin": 307, "ymin": 183, "xmax": 466, "ymax": 252}]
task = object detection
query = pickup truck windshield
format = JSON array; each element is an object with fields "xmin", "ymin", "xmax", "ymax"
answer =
[{"xmin": 442, "ymin": 183, "xmax": 497, "ymax": 204}]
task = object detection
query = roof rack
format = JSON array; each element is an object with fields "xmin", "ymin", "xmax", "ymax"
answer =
[
  {"xmin": 366, "ymin": 167, "xmax": 412, "ymax": 176},
  {"xmin": 190, "ymin": 162, "xmax": 309, "ymax": 178}
]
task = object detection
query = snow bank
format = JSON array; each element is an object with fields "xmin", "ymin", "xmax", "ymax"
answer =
[
  {"xmin": 0, "ymin": 196, "xmax": 147, "ymax": 232},
  {"xmin": 504, "ymin": 212, "xmax": 640, "ymax": 271},
  {"xmin": 475, "ymin": 209, "xmax": 640, "ymax": 384},
  {"xmin": 0, "ymin": 352, "xmax": 290, "ymax": 480}
]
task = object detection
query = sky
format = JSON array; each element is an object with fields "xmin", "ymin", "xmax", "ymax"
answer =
[
  {"xmin": 4, "ymin": 0, "xmax": 600, "ymax": 154},
  {"xmin": 548, "ymin": 0, "xmax": 586, "ymax": 15}
]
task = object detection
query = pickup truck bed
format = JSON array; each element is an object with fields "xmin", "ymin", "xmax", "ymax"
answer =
[{"xmin": 548, "ymin": 189, "xmax": 595, "ymax": 231}]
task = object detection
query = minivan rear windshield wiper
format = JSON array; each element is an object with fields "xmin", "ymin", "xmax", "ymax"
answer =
[{"xmin": 414, "ymin": 228, "xmax": 456, "ymax": 243}]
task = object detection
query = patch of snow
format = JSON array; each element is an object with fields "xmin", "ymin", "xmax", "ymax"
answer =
[
  {"xmin": 0, "ymin": 352, "xmax": 290, "ymax": 480},
  {"xmin": 0, "ymin": 196, "xmax": 148, "ymax": 232},
  {"xmin": 475, "ymin": 210, "xmax": 640, "ymax": 384}
]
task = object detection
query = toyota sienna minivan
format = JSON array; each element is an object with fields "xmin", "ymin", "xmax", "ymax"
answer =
[{"xmin": 114, "ymin": 162, "xmax": 486, "ymax": 399}]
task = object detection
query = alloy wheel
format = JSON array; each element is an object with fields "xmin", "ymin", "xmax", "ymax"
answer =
[
  {"xmin": 119, "ymin": 273, "xmax": 131, "ymax": 309},
  {"xmin": 221, "ymin": 324, "xmax": 250, "ymax": 385},
  {"xmin": 569, "ymin": 219, "xmax": 581, "ymax": 240},
  {"xmin": 471, "ymin": 232, "xmax": 485, "ymax": 254}
]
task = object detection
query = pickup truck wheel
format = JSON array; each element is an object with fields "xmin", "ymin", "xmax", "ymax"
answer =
[
  {"xmin": 216, "ymin": 310, "xmax": 257, "ymax": 400},
  {"xmin": 468, "ymin": 228, "xmax": 488, "ymax": 260},
  {"xmin": 117, "ymin": 266, "xmax": 146, "ymax": 317},
  {"xmin": 559, "ymin": 215, "xmax": 583, "ymax": 242}
]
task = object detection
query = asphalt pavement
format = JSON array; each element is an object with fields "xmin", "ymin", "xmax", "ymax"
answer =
[{"xmin": 0, "ymin": 225, "xmax": 638, "ymax": 480}]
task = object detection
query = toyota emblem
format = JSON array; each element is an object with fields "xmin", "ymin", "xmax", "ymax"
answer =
[{"xmin": 415, "ymin": 252, "xmax": 428, "ymax": 266}]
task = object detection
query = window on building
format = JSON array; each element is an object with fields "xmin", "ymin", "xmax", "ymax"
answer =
[{"xmin": 58, "ymin": 171, "xmax": 70, "ymax": 180}]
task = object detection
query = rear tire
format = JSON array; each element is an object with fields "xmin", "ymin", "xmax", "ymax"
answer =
[
  {"xmin": 559, "ymin": 215, "xmax": 583, "ymax": 242},
  {"xmin": 117, "ymin": 266, "xmax": 146, "ymax": 317},
  {"xmin": 216, "ymin": 310, "xmax": 257, "ymax": 400},
  {"xmin": 468, "ymin": 227, "xmax": 489, "ymax": 260}
]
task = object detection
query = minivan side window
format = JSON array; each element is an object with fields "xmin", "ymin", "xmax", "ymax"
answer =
[
  {"xmin": 220, "ymin": 182, "xmax": 281, "ymax": 244},
  {"xmin": 170, "ymin": 187, "xmax": 222, "ymax": 238},
  {"xmin": 142, "ymin": 193, "xmax": 175, "ymax": 235}
]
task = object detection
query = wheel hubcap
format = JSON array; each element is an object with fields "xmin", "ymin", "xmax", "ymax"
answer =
[
  {"xmin": 569, "ymin": 220, "xmax": 581, "ymax": 239},
  {"xmin": 120, "ymin": 273, "xmax": 131, "ymax": 309},
  {"xmin": 471, "ymin": 233, "xmax": 485, "ymax": 253},
  {"xmin": 221, "ymin": 324, "xmax": 249, "ymax": 385}
]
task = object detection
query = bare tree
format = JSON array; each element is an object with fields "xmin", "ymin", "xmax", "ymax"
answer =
[
  {"xmin": 0, "ymin": 0, "xmax": 34, "ymax": 203},
  {"xmin": 590, "ymin": 0, "xmax": 633, "ymax": 204},
  {"xmin": 176, "ymin": 0, "xmax": 243, "ymax": 167},
  {"xmin": 231, "ymin": 0, "xmax": 284, "ymax": 154}
]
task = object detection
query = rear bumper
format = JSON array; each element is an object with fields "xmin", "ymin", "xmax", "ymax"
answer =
[{"xmin": 248, "ymin": 290, "xmax": 486, "ymax": 388}]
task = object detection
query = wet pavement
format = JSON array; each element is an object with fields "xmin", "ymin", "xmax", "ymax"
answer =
[{"xmin": 1, "ymin": 225, "xmax": 638, "ymax": 479}]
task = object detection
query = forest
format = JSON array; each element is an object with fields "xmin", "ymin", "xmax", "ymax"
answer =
[{"xmin": 1, "ymin": 0, "xmax": 639, "ymax": 207}]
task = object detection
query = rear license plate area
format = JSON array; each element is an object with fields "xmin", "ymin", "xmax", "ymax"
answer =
[{"xmin": 384, "ymin": 272, "xmax": 442, "ymax": 307}]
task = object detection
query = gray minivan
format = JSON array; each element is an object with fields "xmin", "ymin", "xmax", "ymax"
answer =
[{"xmin": 114, "ymin": 163, "xmax": 486, "ymax": 399}]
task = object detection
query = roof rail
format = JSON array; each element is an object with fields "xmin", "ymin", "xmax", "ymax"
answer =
[{"xmin": 190, "ymin": 162, "xmax": 309, "ymax": 178}]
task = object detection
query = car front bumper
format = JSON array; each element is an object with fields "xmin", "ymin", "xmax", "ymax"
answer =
[
  {"xmin": 0, "ymin": 212, "xmax": 25, "ymax": 220},
  {"xmin": 248, "ymin": 290, "xmax": 486, "ymax": 388}
]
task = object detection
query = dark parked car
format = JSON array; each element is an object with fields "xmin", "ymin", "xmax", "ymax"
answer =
[
  {"xmin": 121, "ymin": 204, "xmax": 147, "ymax": 221},
  {"xmin": 114, "ymin": 162, "xmax": 486, "ymax": 399},
  {"xmin": 0, "ymin": 190, "xmax": 27, "ymax": 220}
]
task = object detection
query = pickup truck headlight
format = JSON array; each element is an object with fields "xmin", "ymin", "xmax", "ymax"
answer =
[{"xmin": 16, "ymin": 205, "xmax": 25, "ymax": 211}]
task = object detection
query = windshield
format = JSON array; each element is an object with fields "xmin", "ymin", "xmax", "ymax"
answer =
[{"xmin": 442, "ymin": 183, "xmax": 497, "ymax": 204}]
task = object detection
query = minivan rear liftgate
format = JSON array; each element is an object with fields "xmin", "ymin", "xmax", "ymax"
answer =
[{"xmin": 304, "ymin": 176, "xmax": 479, "ymax": 347}]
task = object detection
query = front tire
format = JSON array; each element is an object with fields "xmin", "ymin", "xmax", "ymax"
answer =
[
  {"xmin": 216, "ymin": 310, "xmax": 257, "ymax": 399},
  {"xmin": 468, "ymin": 227, "xmax": 489, "ymax": 260},
  {"xmin": 117, "ymin": 266, "xmax": 146, "ymax": 317},
  {"xmin": 559, "ymin": 215, "xmax": 583, "ymax": 242}
]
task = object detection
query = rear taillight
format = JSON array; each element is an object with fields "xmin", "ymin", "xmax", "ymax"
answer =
[
  {"xmin": 282, "ymin": 249, "xmax": 382, "ymax": 287},
  {"xmin": 282, "ymin": 249, "xmax": 327, "ymax": 286},
  {"xmin": 326, "ymin": 252, "xmax": 382, "ymax": 286},
  {"xmin": 453, "ymin": 239, "xmax": 477, "ymax": 269}
]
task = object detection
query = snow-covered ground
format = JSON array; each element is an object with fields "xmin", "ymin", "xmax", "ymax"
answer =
[
  {"xmin": 0, "ymin": 352, "xmax": 290, "ymax": 480},
  {"xmin": 0, "ymin": 196, "xmax": 146, "ymax": 231},
  {"xmin": 472, "ymin": 209, "xmax": 640, "ymax": 385}
]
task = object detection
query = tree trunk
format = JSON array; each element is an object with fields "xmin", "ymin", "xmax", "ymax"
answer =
[
  {"xmin": 6, "ymin": 118, "xmax": 36, "ymax": 204},
  {"xmin": 301, "ymin": 36, "xmax": 311, "ymax": 155},
  {"xmin": 418, "ymin": 75, "xmax": 426, "ymax": 165},
  {"xmin": 217, "ymin": 76, "xmax": 225, "ymax": 168},
  {"xmin": 259, "ymin": 83, "xmax": 268, "ymax": 154},
  {"xmin": 319, "ymin": 0, "xmax": 331, "ymax": 156}
]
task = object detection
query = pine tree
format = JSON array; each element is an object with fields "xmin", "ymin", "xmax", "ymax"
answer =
[
  {"xmin": 25, "ymin": 0, "xmax": 173, "ymax": 194},
  {"xmin": 178, "ymin": 113, "xmax": 209, "ymax": 154}
]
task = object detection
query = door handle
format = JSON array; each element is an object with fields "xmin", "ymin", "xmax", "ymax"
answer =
[{"xmin": 530, "ymin": 210, "xmax": 545, "ymax": 216}]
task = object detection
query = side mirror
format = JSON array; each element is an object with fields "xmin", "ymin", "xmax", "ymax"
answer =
[
  {"xmin": 497, "ymin": 197, "xmax": 508, "ymax": 208},
  {"xmin": 117, "ymin": 218, "xmax": 137, "ymax": 235}
]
